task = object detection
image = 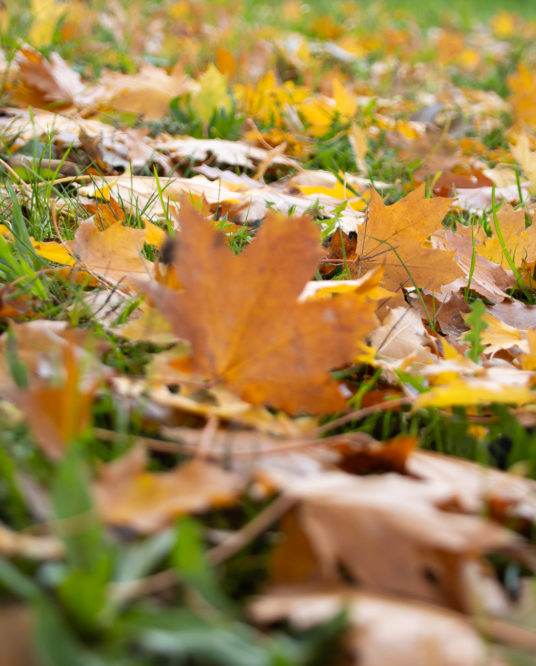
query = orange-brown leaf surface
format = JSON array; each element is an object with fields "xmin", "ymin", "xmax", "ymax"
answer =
[
  {"xmin": 94, "ymin": 447, "xmax": 244, "ymax": 533},
  {"xmin": 154, "ymin": 204, "xmax": 376, "ymax": 414},
  {"xmin": 357, "ymin": 185, "xmax": 461, "ymax": 291}
]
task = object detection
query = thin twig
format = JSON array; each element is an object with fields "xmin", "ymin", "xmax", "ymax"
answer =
[
  {"xmin": 472, "ymin": 616, "xmax": 536, "ymax": 652},
  {"xmin": 110, "ymin": 494, "xmax": 296, "ymax": 603},
  {"xmin": 0, "ymin": 156, "xmax": 33, "ymax": 195},
  {"xmin": 315, "ymin": 397, "xmax": 413, "ymax": 437},
  {"xmin": 207, "ymin": 494, "xmax": 296, "ymax": 565},
  {"xmin": 93, "ymin": 428, "xmax": 189, "ymax": 455},
  {"xmin": 110, "ymin": 568, "xmax": 177, "ymax": 603}
]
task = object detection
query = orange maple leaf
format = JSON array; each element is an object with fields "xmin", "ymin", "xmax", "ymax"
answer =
[
  {"xmin": 356, "ymin": 185, "xmax": 461, "ymax": 292},
  {"xmin": 478, "ymin": 203, "xmax": 536, "ymax": 271},
  {"xmin": 153, "ymin": 204, "xmax": 376, "ymax": 415},
  {"xmin": 11, "ymin": 343, "xmax": 98, "ymax": 460}
]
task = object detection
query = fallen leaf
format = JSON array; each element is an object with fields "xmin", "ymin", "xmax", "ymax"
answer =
[
  {"xmin": 356, "ymin": 185, "xmax": 461, "ymax": 292},
  {"xmin": 94, "ymin": 446, "xmax": 244, "ymax": 533},
  {"xmin": 190, "ymin": 64, "xmax": 232, "ymax": 123},
  {"xmin": 249, "ymin": 586, "xmax": 497, "ymax": 666},
  {"xmin": 479, "ymin": 203, "xmax": 536, "ymax": 271},
  {"xmin": 13, "ymin": 46, "xmax": 97, "ymax": 108},
  {"xmin": 263, "ymin": 464, "xmax": 520, "ymax": 612},
  {"xmin": 152, "ymin": 136, "xmax": 299, "ymax": 171},
  {"xmin": 10, "ymin": 344, "xmax": 99, "ymax": 459},
  {"xmin": 436, "ymin": 228, "xmax": 514, "ymax": 301},
  {"xmin": 153, "ymin": 203, "xmax": 376, "ymax": 414},
  {"xmin": 415, "ymin": 377, "xmax": 535, "ymax": 409},
  {"xmin": 480, "ymin": 312, "xmax": 527, "ymax": 355},
  {"xmin": 369, "ymin": 306, "xmax": 434, "ymax": 364},
  {"xmin": 97, "ymin": 63, "xmax": 195, "ymax": 120},
  {"xmin": 508, "ymin": 64, "xmax": 536, "ymax": 128},
  {"xmin": 70, "ymin": 211, "xmax": 165, "ymax": 285}
]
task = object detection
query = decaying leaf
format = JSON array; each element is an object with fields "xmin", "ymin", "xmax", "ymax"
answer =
[
  {"xmin": 94, "ymin": 446, "xmax": 244, "ymax": 533},
  {"xmin": 249, "ymin": 586, "xmax": 500, "ymax": 666},
  {"xmin": 13, "ymin": 46, "xmax": 98, "ymax": 108},
  {"xmin": 69, "ymin": 201, "xmax": 165, "ymax": 285},
  {"xmin": 10, "ymin": 343, "xmax": 99, "ymax": 459},
  {"xmin": 97, "ymin": 64, "xmax": 195, "ymax": 120},
  {"xmin": 153, "ymin": 203, "xmax": 376, "ymax": 414}
]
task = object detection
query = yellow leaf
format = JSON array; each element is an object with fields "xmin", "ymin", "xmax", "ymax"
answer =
[
  {"xmin": 190, "ymin": 64, "xmax": 231, "ymax": 123},
  {"xmin": 29, "ymin": 0, "xmax": 65, "ymax": 47},
  {"xmin": 31, "ymin": 239, "xmax": 75, "ymax": 266},
  {"xmin": 478, "ymin": 202, "xmax": 536, "ymax": 269},
  {"xmin": 491, "ymin": 11, "xmax": 515, "ymax": 37},
  {"xmin": 416, "ymin": 379, "xmax": 535, "ymax": 409},
  {"xmin": 508, "ymin": 64, "xmax": 536, "ymax": 128},
  {"xmin": 348, "ymin": 123, "xmax": 368, "ymax": 173},
  {"xmin": 299, "ymin": 98, "xmax": 334, "ymax": 136},
  {"xmin": 521, "ymin": 329, "xmax": 536, "ymax": 371},
  {"xmin": 143, "ymin": 220, "xmax": 167, "ymax": 247},
  {"xmin": 510, "ymin": 133, "xmax": 536, "ymax": 195},
  {"xmin": 296, "ymin": 177, "xmax": 369, "ymax": 211},
  {"xmin": 332, "ymin": 78, "xmax": 357, "ymax": 119}
]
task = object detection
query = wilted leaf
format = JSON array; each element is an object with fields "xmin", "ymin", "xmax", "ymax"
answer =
[
  {"xmin": 11, "ymin": 344, "xmax": 98, "ymax": 459},
  {"xmin": 508, "ymin": 64, "xmax": 536, "ymax": 128},
  {"xmin": 479, "ymin": 203, "xmax": 536, "ymax": 270},
  {"xmin": 153, "ymin": 203, "xmax": 376, "ymax": 414},
  {"xmin": 13, "ymin": 46, "xmax": 97, "ymax": 108},
  {"xmin": 97, "ymin": 64, "xmax": 195, "ymax": 120},
  {"xmin": 249, "ymin": 586, "xmax": 495, "ymax": 666},
  {"xmin": 263, "ymin": 462, "xmax": 520, "ymax": 612},
  {"xmin": 94, "ymin": 447, "xmax": 244, "ymax": 533},
  {"xmin": 416, "ymin": 377, "xmax": 535, "ymax": 409},
  {"xmin": 70, "ymin": 207, "xmax": 165, "ymax": 285}
]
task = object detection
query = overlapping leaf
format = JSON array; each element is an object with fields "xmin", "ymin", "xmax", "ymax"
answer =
[{"xmin": 153, "ymin": 203, "xmax": 376, "ymax": 414}]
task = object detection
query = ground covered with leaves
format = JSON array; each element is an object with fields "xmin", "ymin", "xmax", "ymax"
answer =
[{"xmin": 3, "ymin": 0, "xmax": 536, "ymax": 664}]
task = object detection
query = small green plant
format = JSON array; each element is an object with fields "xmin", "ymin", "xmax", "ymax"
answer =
[{"xmin": 463, "ymin": 299, "xmax": 488, "ymax": 363}]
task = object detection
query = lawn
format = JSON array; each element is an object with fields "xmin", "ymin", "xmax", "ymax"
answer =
[{"xmin": 1, "ymin": 1, "xmax": 536, "ymax": 664}]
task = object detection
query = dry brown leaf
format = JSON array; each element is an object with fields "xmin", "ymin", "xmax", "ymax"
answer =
[
  {"xmin": 356, "ymin": 185, "xmax": 461, "ymax": 292},
  {"xmin": 335, "ymin": 434, "xmax": 417, "ymax": 475},
  {"xmin": 408, "ymin": 450, "xmax": 536, "ymax": 527},
  {"xmin": 94, "ymin": 446, "xmax": 244, "ymax": 533},
  {"xmin": 437, "ymin": 228, "xmax": 514, "ymax": 301},
  {"xmin": 70, "ymin": 214, "xmax": 165, "ymax": 286},
  {"xmin": 153, "ymin": 203, "xmax": 376, "ymax": 414},
  {"xmin": 0, "ymin": 320, "xmax": 102, "ymax": 384},
  {"xmin": 249, "ymin": 586, "xmax": 500, "ymax": 666},
  {"xmin": 152, "ymin": 136, "xmax": 299, "ymax": 170},
  {"xmin": 489, "ymin": 300, "xmax": 536, "ymax": 331},
  {"xmin": 13, "ymin": 46, "xmax": 98, "ymax": 108},
  {"xmin": 455, "ymin": 184, "xmax": 528, "ymax": 212},
  {"xmin": 260, "ymin": 461, "xmax": 522, "ymax": 613},
  {"xmin": 97, "ymin": 64, "xmax": 195, "ymax": 119},
  {"xmin": 10, "ymin": 345, "xmax": 99, "ymax": 460},
  {"xmin": 369, "ymin": 306, "xmax": 435, "ymax": 364}
]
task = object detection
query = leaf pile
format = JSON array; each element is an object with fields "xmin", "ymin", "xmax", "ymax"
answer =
[{"xmin": 2, "ymin": 2, "xmax": 536, "ymax": 665}]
